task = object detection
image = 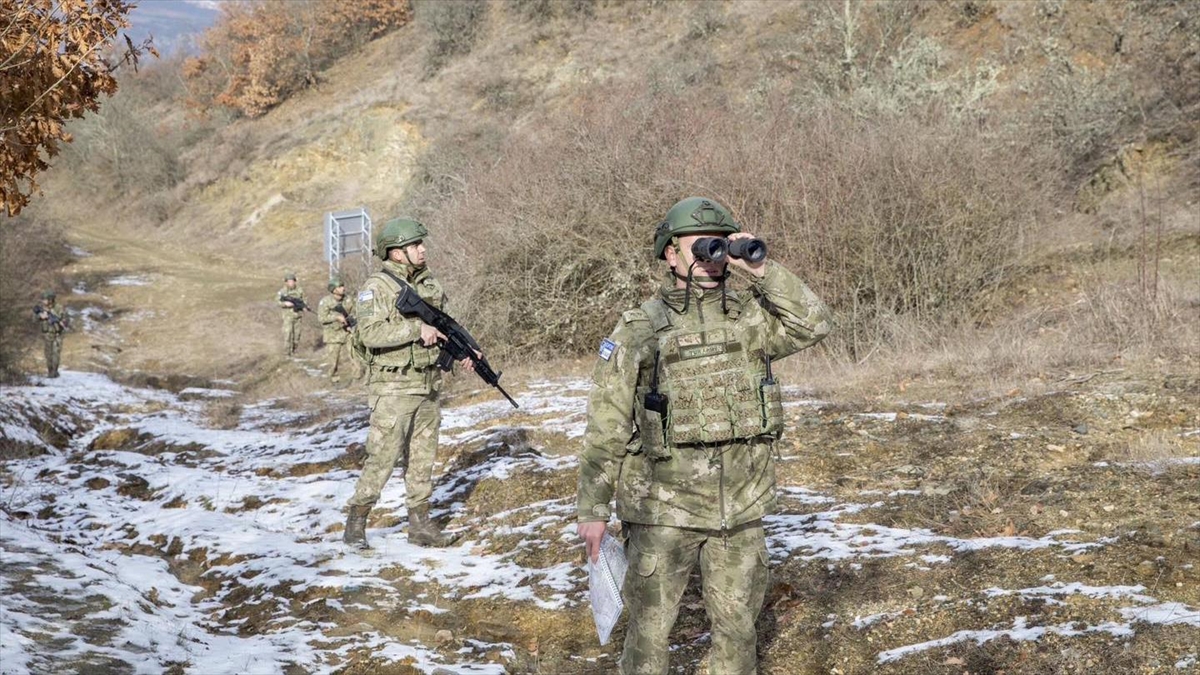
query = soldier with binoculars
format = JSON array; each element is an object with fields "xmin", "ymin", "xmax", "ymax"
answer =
[{"xmin": 576, "ymin": 196, "xmax": 832, "ymax": 674}]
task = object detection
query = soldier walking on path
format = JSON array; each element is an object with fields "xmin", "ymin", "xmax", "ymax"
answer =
[
  {"xmin": 575, "ymin": 197, "xmax": 833, "ymax": 675},
  {"xmin": 318, "ymin": 276, "xmax": 362, "ymax": 384},
  {"xmin": 277, "ymin": 272, "xmax": 307, "ymax": 357},
  {"xmin": 32, "ymin": 290, "xmax": 70, "ymax": 378},
  {"xmin": 343, "ymin": 218, "xmax": 473, "ymax": 549}
]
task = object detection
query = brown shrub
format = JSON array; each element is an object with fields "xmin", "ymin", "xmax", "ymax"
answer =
[
  {"xmin": 184, "ymin": 0, "xmax": 411, "ymax": 117},
  {"xmin": 429, "ymin": 84, "xmax": 1049, "ymax": 361},
  {"xmin": 415, "ymin": 0, "xmax": 488, "ymax": 77},
  {"xmin": 0, "ymin": 0, "xmax": 153, "ymax": 216}
]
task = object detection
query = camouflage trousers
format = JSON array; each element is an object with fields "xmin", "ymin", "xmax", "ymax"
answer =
[
  {"xmin": 42, "ymin": 333, "xmax": 62, "ymax": 377},
  {"xmin": 282, "ymin": 313, "xmax": 301, "ymax": 355},
  {"xmin": 324, "ymin": 338, "xmax": 360, "ymax": 382},
  {"xmin": 347, "ymin": 392, "xmax": 441, "ymax": 511},
  {"xmin": 621, "ymin": 521, "xmax": 769, "ymax": 675}
]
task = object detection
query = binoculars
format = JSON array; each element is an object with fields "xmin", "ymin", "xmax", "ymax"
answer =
[{"xmin": 691, "ymin": 236, "xmax": 767, "ymax": 264}]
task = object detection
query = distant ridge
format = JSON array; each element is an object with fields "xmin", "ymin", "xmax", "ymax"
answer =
[{"xmin": 124, "ymin": 0, "xmax": 218, "ymax": 55}]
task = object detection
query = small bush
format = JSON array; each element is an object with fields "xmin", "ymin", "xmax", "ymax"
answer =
[{"xmin": 417, "ymin": 0, "xmax": 488, "ymax": 78}]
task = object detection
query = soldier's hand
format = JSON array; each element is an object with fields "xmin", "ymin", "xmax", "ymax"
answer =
[
  {"xmin": 456, "ymin": 349, "xmax": 483, "ymax": 372},
  {"xmin": 283, "ymin": 301, "xmax": 294, "ymax": 308},
  {"xmin": 419, "ymin": 323, "xmax": 447, "ymax": 347},
  {"xmin": 727, "ymin": 232, "xmax": 767, "ymax": 278},
  {"xmin": 577, "ymin": 521, "xmax": 607, "ymax": 563}
]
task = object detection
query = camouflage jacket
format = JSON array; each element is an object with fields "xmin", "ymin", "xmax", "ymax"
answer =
[
  {"xmin": 355, "ymin": 260, "xmax": 446, "ymax": 395},
  {"xmin": 576, "ymin": 261, "xmax": 832, "ymax": 530},
  {"xmin": 277, "ymin": 286, "xmax": 305, "ymax": 316},
  {"xmin": 318, "ymin": 293, "xmax": 354, "ymax": 344}
]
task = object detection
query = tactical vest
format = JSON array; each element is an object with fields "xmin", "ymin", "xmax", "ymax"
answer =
[
  {"xmin": 366, "ymin": 268, "xmax": 444, "ymax": 372},
  {"xmin": 636, "ymin": 297, "xmax": 785, "ymax": 460}
]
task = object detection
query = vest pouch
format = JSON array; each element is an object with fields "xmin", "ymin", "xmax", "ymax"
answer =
[
  {"xmin": 662, "ymin": 357, "xmax": 764, "ymax": 445},
  {"xmin": 759, "ymin": 379, "xmax": 785, "ymax": 438},
  {"xmin": 409, "ymin": 342, "xmax": 441, "ymax": 370},
  {"xmin": 635, "ymin": 385, "xmax": 670, "ymax": 459}
]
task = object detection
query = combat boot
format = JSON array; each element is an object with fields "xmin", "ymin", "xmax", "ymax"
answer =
[
  {"xmin": 343, "ymin": 505, "xmax": 372, "ymax": 549},
  {"xmin": 408, "ymin": 504, "xmax": 454, "ymax": 547}
]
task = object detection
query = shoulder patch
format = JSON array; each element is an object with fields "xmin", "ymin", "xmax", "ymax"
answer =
[
  {"xmin": 598, "ymin": 338, "xmax": 617, "ymax": 361},
  {"xmin": 357, "ymin": 289, "xmax": 374, "ymax": 303},
  {"xmin": 622, "ymin": 309, "xmax": 649, "ymax": 324}
]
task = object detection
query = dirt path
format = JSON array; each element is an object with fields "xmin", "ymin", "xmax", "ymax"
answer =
[{"xmin": 62, "ymin": 222, "xmax": 324, "ymax": 379}]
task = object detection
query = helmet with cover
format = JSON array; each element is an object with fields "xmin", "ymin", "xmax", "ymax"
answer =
[
  {"xmin": 327, "ymin": 276, "xmax": 343, "ymax": 292},
  {"xmin": 653, "ymin": 197, "xmax": 740, "ymax": 260},
  {"xmin": 375, "ymin": 218, "xmax": 428, "ymax": 260}
]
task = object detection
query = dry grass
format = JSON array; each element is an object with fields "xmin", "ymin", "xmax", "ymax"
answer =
[{"xmin": 427, "ymin": 84, "xmax": 1048, "ymax": 363}]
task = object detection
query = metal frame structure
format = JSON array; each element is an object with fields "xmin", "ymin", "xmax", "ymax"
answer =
[{"xmin": 325, "ymin": 208, "xmax": 373, "ymax": 279}]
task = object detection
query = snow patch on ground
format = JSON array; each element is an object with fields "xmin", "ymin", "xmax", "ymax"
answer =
[
  {"xmin": 876, "ymin": 615, "xmax": 1134, "ymax": 663},
  {"xmin": 108, "ymin": 275, "xmax": 153, "ymax": 286}
]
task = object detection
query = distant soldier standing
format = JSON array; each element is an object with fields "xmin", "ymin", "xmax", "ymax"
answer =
[
  {"xmin": 343, "ymin": 218, "xmax": 471, "ymax": 549},
  {"xmin": 576, "ymin": 197, "xmax": 832, "ymax": 675},
  {"xmin": 32, "ymin": 290, "xmax": 70, "ymax": 378},
  {"xmin": 318, "ymin": 276, "xmax": 361, "ymax": 384},
  {"xmin": 277, "ymin": 272, "xmax": 306, "ymax": 357}
]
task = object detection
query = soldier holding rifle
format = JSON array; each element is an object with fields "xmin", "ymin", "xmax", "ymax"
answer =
[{"xmin": 343, "ymin": 218, "xmax": 474, "ymax": 549}]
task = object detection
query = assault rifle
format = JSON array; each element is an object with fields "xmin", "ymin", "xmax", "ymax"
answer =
[
  {"xmin": 332, "ymin": 303, "xmax": 357, "ymax": 330},
  {"xmin": 283, "ymin": 297, "xmax": 313, "ymax": 313},
  {"xmin": 394, "ymin": 284, "xmax": 519, "ymax": 408},
  {"xmin": 32, "ymin": 306, "xmax": 69, "ymax": 331}
]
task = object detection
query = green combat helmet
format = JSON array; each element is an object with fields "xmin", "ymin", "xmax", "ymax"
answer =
[
  {"xmin": 41, "ymin": 290, "xmax": 56, "ymax": 300},
  {"xmin": 653, "ymin": 197, "xmax": 740, "ymax": 259},
  {"xmin": 284, "ymin": 272, "xmax": 297, "ymax": 281},
  {"xmin": 327, "ymin": 276, "xmax": 343, "ymax": 292},
  {"xmin": 374, "ymin": 218, "xmax": 428, "ymax": 260}
]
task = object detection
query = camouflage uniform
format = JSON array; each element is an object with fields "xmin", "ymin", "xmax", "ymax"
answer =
[
  {"xmin": 347, "ymin": 259, "xmax": 446, "ymax": 516},
  {"xmin": 578, "ymin": 261, "xmax": 831, "ymax": 675},
  {"xmin": 33, "ymin": 297, "xmax": 68, "ymax": 378},
  {"xmin": 318, "ymin": 292, "xmax": 360, "ymax": 383},
  {"xmin": 277, "ymin": 285, "xmax": 306, "ymax": 355}
]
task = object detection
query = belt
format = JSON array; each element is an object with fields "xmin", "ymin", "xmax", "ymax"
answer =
[{"xmin": 374, "ymin": 365, "xmax": 435, "ymax": 374}]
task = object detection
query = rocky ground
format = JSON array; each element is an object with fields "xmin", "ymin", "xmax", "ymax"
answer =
[{"xmin": 1, "ymin": 361, "xmax": 1197, "ymax": 675}]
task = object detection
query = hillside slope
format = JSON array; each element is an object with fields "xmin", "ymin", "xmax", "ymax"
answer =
[{"xmin": 18, "ymin": 0, "xmax": 1198, "ymax": 384}]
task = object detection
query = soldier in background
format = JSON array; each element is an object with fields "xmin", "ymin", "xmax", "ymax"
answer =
[
  {"xmin": 318, "ymin": 275, "xmax": 361, "ymax": 384},
  {"xmin": 343, "ymin": 218, "xmax": 472, "ymax": 549},
  {"xmin": 575, "ymin": 197, "xmax": 832, "ymax": 675},
  {"xmin": 277, "ymin": 272, "xmax": 306, "ymax": 357},
  {"xmin": 32, "ymin": 290, "xmax": 70, "ymax": 378}
]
